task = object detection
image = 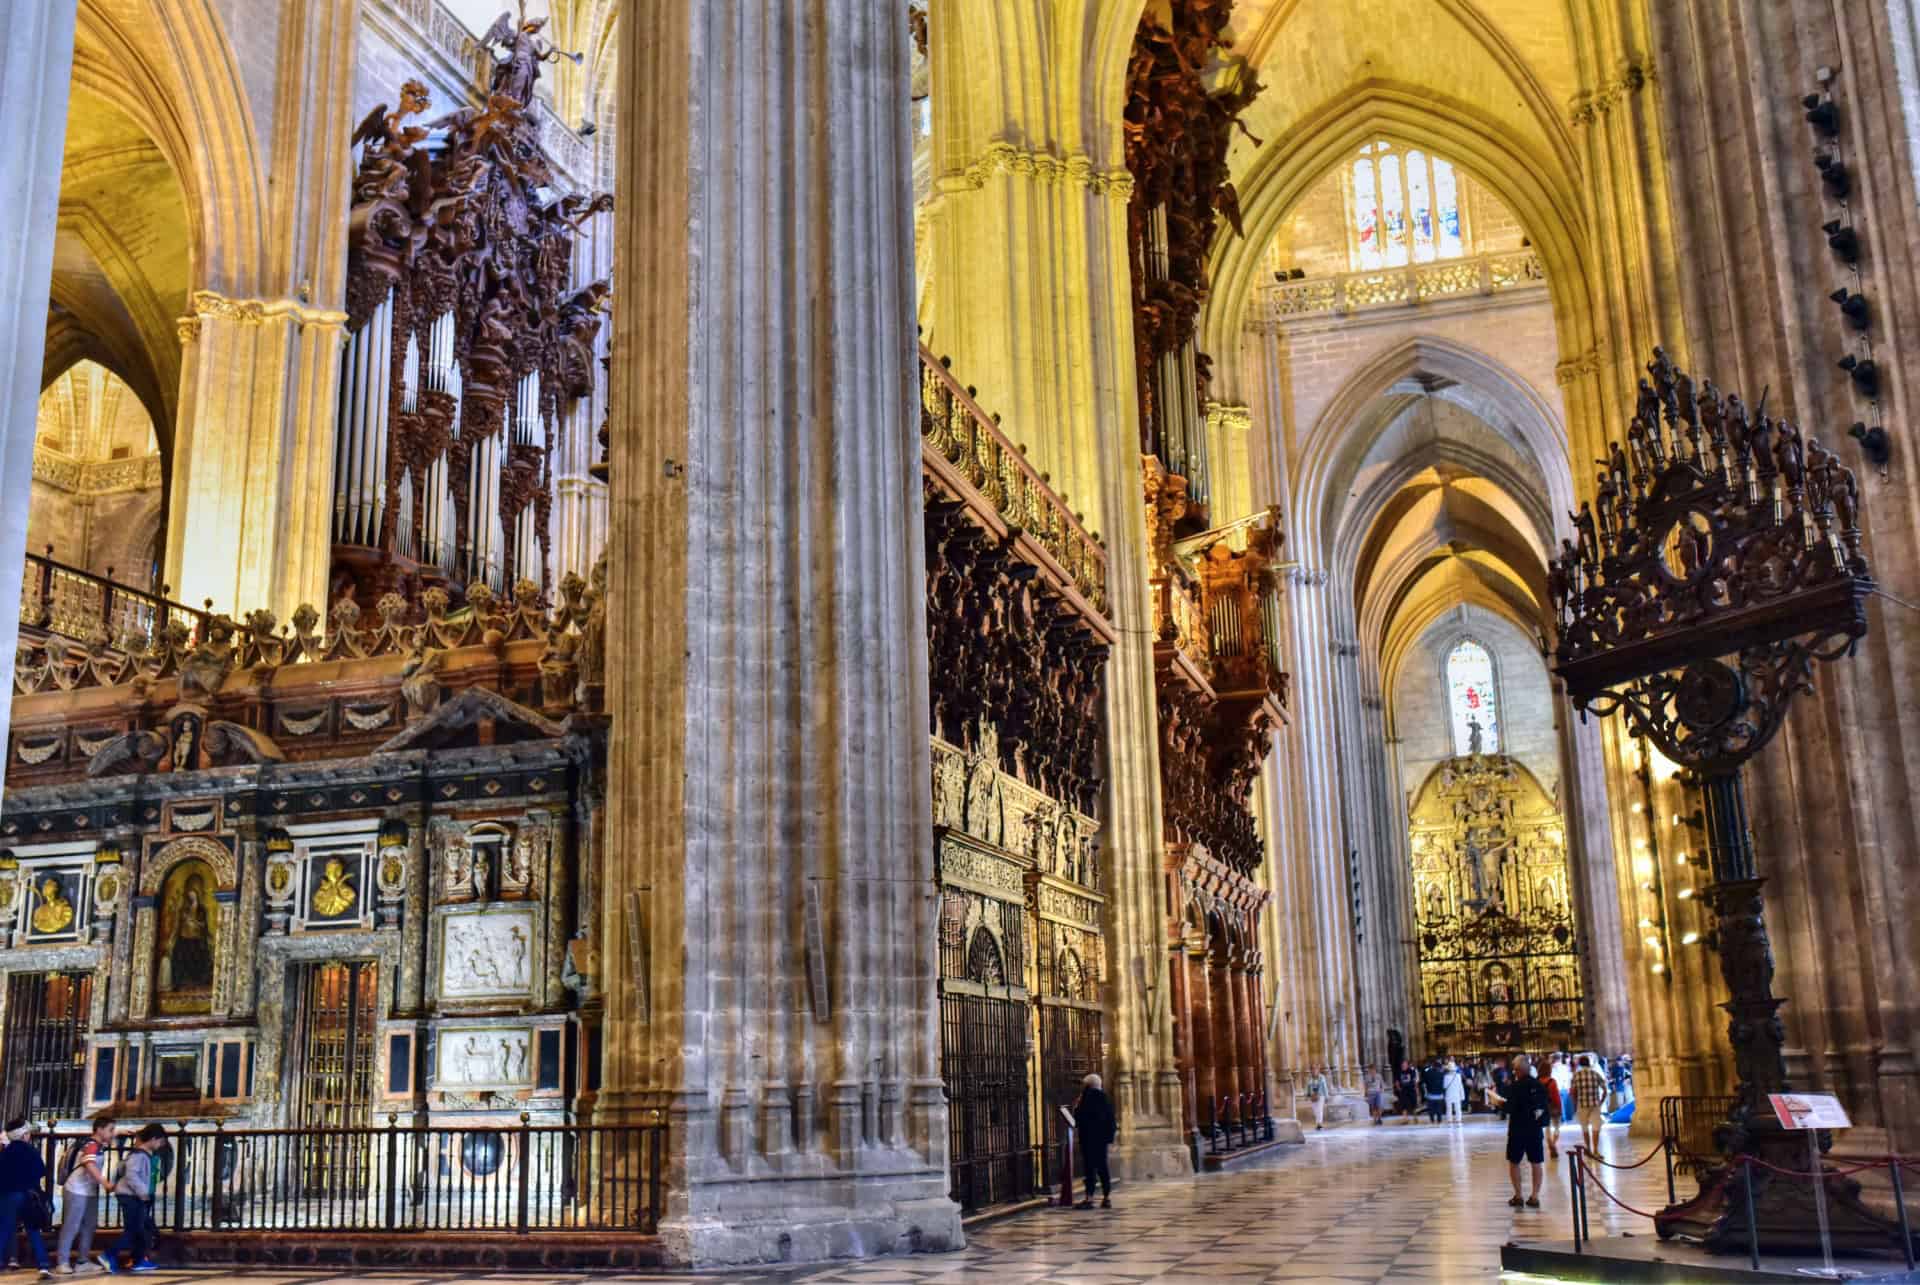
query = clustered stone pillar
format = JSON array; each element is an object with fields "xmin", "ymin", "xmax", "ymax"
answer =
[
  {"xmin": 0, "ymin": 0, "xmax": 77, "ymax": 762},
  {"xmin": 606, "ymin": 2, "xmax": 958, "ymax": 1266}
]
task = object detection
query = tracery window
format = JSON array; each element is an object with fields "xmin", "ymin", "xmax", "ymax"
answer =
[
  {"xmin": 1348, "ymin": 141, "xmax": 1465, "ymax": 270},
  {"xmin": 1445, "ymin": 638, "xmax": 1500, "ymax": 756}
]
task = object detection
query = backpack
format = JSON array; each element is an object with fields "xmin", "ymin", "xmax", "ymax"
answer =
[
  {"xmin": 149, "ymin": 1142, "xmax": 173, "ymax": 1190},
  {"xmin": 58, "ymin": 1141, "xmax": 86, "ymax": 1185}
]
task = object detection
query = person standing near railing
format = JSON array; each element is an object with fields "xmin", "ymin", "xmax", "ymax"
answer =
[
  {"xmin": 1072, "ymin": 1075, "xmax": 1116, "ymax": 1210},
  {"xmin": 101, "ymin": 1125, "xmax": 165, "ymax": 1274},
  {"xmin": 1571, "ymin": 1055, "xmax": 1608, "ymax": 1154},
  {"xmin": 1490, "ymin": 1054, "xmax": 1549, "ymax": 1209},
  {"xmin": 54, "ymin": 1116, "xmax": 114, "ymax": 1275},
  {"xmin": 0, "ymin": 1119, "xmax": 52, "ymax": 1279}
]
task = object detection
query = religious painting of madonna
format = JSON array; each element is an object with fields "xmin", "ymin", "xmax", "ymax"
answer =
[{"xmin": 156, "ymin": 860, "xmax": 220, "ymax": 1016}]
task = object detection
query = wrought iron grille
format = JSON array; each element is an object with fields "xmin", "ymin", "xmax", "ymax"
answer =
[
  {"xmin": 35, "ymin": 1118, "xmax": 664, "ymax": 1236},
  {"xmin": 292, "ymin": 961, "xmax": 379, "ymax": 1194},
  {"xmin": 938, "ymin": 880, "xmax": 1039, "ymax": 1212},
  {"xmin": 2, "ymin": 971, "xmax": 93, "ymax": 1120}
]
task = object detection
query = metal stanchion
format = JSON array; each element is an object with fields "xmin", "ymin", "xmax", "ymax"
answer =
[
  {"xmin": 1742, "ymin": 1156, "xmax": 1760, "ymax": 1273},
  {"xmin": 1664, "ymin": 1135, "xmax": 1676, "ymax": 1206},
  {"xmin": 1569, "ymin": 1148, "xmax": 1583, "ymax": 1253},
  {"xmin": 1891, "ymin": 1160, "xmax": 1915, "ymax": 1272}
]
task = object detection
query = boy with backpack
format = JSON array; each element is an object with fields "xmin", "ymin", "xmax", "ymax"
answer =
[
  {"xmin": 56, "ymin": 1116, "xmax": 115, "ymax": 1274},
  {"xmin": 102, "ymin": 1125, "xmax": 166, "ymax": 1274}
]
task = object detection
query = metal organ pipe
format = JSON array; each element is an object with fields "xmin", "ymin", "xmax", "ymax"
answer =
[{"xmin": 332, "ymin": 291, "xmax": 394, "ymax": 547}]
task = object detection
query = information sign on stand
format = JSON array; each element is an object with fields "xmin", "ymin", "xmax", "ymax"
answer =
[
  {"xmin": 1053, "ymin": 1107, "xmax": 1077, "ymax": 1210},
  {"xmin": 1768, "ymin": 1094, "xmax": 1852, "ymax": 1132},
  {"xmin": 1766, "ymin": 1094, "xmax": 1852, "ymax": 1278}
]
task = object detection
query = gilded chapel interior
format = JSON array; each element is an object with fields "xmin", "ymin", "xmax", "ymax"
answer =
[{"xmin": 1, "ymin": 0, "xmax": 1919, "ymax": 1278}]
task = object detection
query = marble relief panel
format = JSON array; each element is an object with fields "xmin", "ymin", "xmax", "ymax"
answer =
[
  {"xmin": 438, "ymin": 906, "xmax": 536, "ymax": 1003},
  {"xmin": 436, "ymin": 1024, "xmax": 534, "ymax": 1090}
]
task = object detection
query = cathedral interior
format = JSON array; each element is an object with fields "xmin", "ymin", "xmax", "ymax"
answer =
[{"xmin": 1, "ymin": 0, "xmax": 1918, "ymax": 1273}]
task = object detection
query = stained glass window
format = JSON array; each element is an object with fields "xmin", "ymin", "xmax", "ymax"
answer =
[
  {"xmin": 1446, "ymin": 639, "xmax": 1499, "ymax": 756},
  {"xmin": 1348, "ymin": 141, "xmax": 1466, "ymax": 270}
]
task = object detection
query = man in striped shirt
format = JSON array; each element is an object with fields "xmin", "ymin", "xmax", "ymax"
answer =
[{"xmin": 1571, "ymin": 1054, "xmax": 1608, "ymax": 1153}]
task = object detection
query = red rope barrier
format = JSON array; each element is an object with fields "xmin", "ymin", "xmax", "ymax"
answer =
[
  {"xmin": 1580, "ymin": 1159, "xmax": 1688, "ymax": 1221},
  {"xmin": 1741, "ymin": 1153, "xmax": 1895, "ymax": 1179},
  {"xmin": 1574, "ymin": 1141, "xmax": 1666, "ymax": 1171}
]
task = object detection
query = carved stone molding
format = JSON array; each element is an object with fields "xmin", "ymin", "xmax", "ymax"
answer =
[
  {"xmin": 1569, "ymin": 58, "xmax": 1655, "ymax": 127},
  {"xmin": 177, "ymin": 290, "xmax": 349, "ymax": 345},
  {"xmin": 943, "ymin": 141, "xmax": 1135, "ymax": 201},
  {"xmin": 1555, "ymin": 346, "xmax": 1604, "ymax": 385}
]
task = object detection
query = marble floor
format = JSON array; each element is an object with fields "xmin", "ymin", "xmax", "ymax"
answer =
[{"xmin": 88, "ymin": 1116, "xmax": 1677, "ymax": 1283}]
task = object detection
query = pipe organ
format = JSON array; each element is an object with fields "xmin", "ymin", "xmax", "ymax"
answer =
[{"xmin": 333, "ymin": 79, "xmax": 611, "ymax": 602}]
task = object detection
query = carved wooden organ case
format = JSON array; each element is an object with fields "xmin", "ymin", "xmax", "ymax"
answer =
[
  {"xmin": 921, "ymin": 352, "xmax": 1113, "ymax": 1208},
  {"xmin": 1407, "ymin": 754, "xmax": 1582, "ymax": 1049},
  {"xmin": 336, "ymin": 76, "xmax": 611, "ymax": 599},
  {"xmin": 1123, "ymin": 0, "xmax": 1261, "ymax": 517}
]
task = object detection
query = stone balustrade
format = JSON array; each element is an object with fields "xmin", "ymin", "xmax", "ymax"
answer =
[{"xmin": 1254, "ymin": 249, "xmax": 1546, "ymax": 324}]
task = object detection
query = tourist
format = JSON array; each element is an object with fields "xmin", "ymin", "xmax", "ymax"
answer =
[
  {"xmin": 1443, "ymin": 1059, "xmax": 1466, "ymax": 1124},
  {"xmin": 55, "ymin": 1116, "xmax": 114, "ymax": 1275},
  {"xmin": 1540, "ymin": 1058, "xmax": 1565, "ymax": 1159},
  {"xmin": 1548, "ymin": 1052, "xmax": 1575, "ymax": 1124},
  {"xmin": 1305, "ymin": 1066, "xmax": 1329, "ymax": 1130},
  {"xmin": 1421, "ymin": 1058, "xmax": 1446, "ymax": 1123},
  {"xmin": 1395, "ymin": 1061, "xmax": 1419, "ymax": 1123},
  {"xmin": 1491, "ymin": 1054, "xmax": 1550, "ymax": 1207},
  {"xmin": 0, "ymin": 1118, "xmax": 52, "ymax": 1279},
  {"xmin": 1490, "ymin": 1057, "xmax": 1512, "ymax": 1120},
  {"xmin": 1572, "ymin": 1054, "xmax": 1608, "ymax": 1153},
  {"xmin": 1364, "ymin": 1066, "xmax": 1387, "ymax": 1125},
  {"xmin": 1072, "ymin": 1074, "xmax": 1116, "ymax": 1210},
  {"xmin": 102, "ymin": 1124, "xmax": 167, "ymax": 1273}
]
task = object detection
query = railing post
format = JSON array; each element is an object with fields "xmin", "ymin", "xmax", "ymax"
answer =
[
  {"xmin": 1665, "ymin": 1135, "xmax": 1676, "ymax": 1206},
  {"xmin": 171, "ymin": 1120, "xmax": 189, "ymax": 1231},
  {"xmin": 515, "ymin": 1112, "xmax": 531, "ymax": 1234},
  {"xmin": 1892, "ymin": 1159, "xmax": 1915, "ymax": 1271},
  {"xmin": 209, "ymin": 1119, "xmax": 224, "ymax": 1228},
  {"xmin": 384, "ymin": 1114, "xmax": 399, "ymax": 1229},
  {"xmin": 1742, "ymin": 1156, "xmax": 1760, "ymax": 1272}
]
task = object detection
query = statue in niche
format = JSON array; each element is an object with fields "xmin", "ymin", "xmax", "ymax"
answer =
[
  {"xmin": 1484, "ymin": 961, "xmax": 1514, "ymax": 1025},
  {"xmin": 470, "ymin": 845, "xmax": 491, "ymax": 900},
  {"xmin": 1424, "ymin": 883, "xmax": 1447, "ymax": 923},
  {"xmin": 30, "ymin": 876, "xmax": 74, "ymax": 936},
  {"xmin": 156, "ymin": 860, "xmax": 219, "ymax": 1015},
  {"xmin": 963, "ymin": 727, "xmax": 1003, "ymax": 845},
  {"xmin": 933, "ymin": 751, "xmax": 965, "ymax": 830}
]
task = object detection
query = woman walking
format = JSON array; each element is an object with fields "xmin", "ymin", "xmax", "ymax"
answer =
[
  {"xmin": 1443, "ymin": 1059, "xmax": 1466, "ymax": 1124},
  {"xmin": 1364, "ymin": 1067, "xmax": 1387, "ymax": 1125}
]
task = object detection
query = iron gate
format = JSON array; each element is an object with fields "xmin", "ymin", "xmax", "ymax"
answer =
[
  {"xmin": 941, "ymin": 985, "xmax": 1037, "ymax": 1211},
  {"xmin": 1, "ymin": 971, "xmax": 93, "ymax": 1120},
  {"xmin": 290, "ymin": 960, "xmax": 378, "ymax": 1194},
  {"xmin": 1038, "ymin": 1000, "xmax": 1103, "ymax": 1160}
]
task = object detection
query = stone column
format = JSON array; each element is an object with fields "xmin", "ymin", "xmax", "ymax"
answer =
[
  {"xmin": 606, "ymin": 2, "xmax": 957, "ymax": 1266},
  {"xmin": 0, "ymin": 1, "xmax": 76, "ymax": 760}
]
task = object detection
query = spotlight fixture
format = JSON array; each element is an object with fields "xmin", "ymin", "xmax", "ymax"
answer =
[
  {"xmin": 1682, "ymin": 931, "xmax": 1702, "ymax": 945},
  {"xmin": 1829, "ymin": 287, "xmax": 1871, "ymax": 329},
  {"xmin": 1849, "ymin": 421, "xmax": 1891, "ymax": 466},
  {"xmin": 1803, "ymin": 93, "xmax": 1840, "ymax": 136},
  {"xmin": 579, "ymin": 118, "xmax": 598, "ymax": 137},
  {"xmin": 1838, "ymin": 353, "xmax": 1880, "ymax": 397},
  {"xmin": 1651, "ymin": 962, "xmax": 1667, "ymax": 975},
  {"xmin": 1815, "ymin": 152, "xmax": 1851, "ymax": 199},
  {"xmin": 1822, "ymin": 219, "xmax": 1861, "ymax": 263}
]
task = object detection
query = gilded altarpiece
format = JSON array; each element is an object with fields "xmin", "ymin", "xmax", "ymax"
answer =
[{"xmin": 1407, "ymin": 755, "xmax": 1582, "ymax": 1050}]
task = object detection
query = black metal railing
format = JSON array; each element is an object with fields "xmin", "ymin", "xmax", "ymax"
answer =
[
  {"xmin": 1206, "ymin": 1092, "xmax": 1276, "ymax": 1156},
  {"xmin": 37, "ymin": 1117, "xmax": 666, "ymax": 1237},
  {"xmin": 1659, "ymin": 1094, "xmax": 1738, "ymax": 1183},
  {"xmin": 19, "ymin": 552, "xmax": 205, "ymax": 653},
  {"xmin": 949, "ymin": 1144, "xmax": 1046, "ymax": 1214}
]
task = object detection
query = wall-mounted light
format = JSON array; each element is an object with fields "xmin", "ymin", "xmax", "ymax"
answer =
[
  {"xmin": 1803, "ymin": 93, "xmax": 1840, "ymax": 137},
  {"xmin": 1849, "ymin": 421, "xmax": 1890, "ymax": 467},
  {"xmin": 1677, "ymin": 887, "xmax": 1695, "ymax": 900},
  {"xmin": 1838, "ymin": 354, "xmax": 1880, "ymax": 397},
  {"xmin": 1830, "ymin": 288, "xmax": 1871, "ymax": 329},
  {"xmin": 1822, "ymin": 220, "xmax": 1861, "ymax": 263},
  {"xmin": 1651, "ymin": 962, "xmax": 1667, "ymax": 975},
  {"xmin": 1815, "ymin": 152, "xmax": 1851, "ymax": 199},
  {"xmin": 1681, "ymin": 931, "xmax": 1702, "ymax": 945}
]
